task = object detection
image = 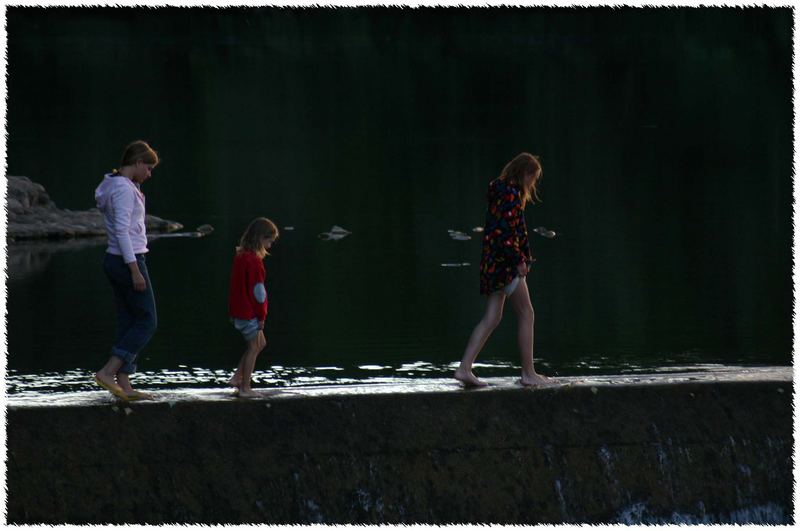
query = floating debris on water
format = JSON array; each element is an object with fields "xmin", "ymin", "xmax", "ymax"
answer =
[
  {"xmin": 441, "ymin": 262, "xmax": 471, "ymax": 267},
  {"xmin": 148, "ymin": 224, "xmax": 215, "ymax": 240},
  {"xmin": 532, "ymin": 226, "xmax": 559, "ymax": 238},
  {"xmin": 447, "ymin": 229, "xmax": 472, "ymax": 241},
  {"xmin": 318, "ymin": 225, "xmax": 351, "ymax": 241}
]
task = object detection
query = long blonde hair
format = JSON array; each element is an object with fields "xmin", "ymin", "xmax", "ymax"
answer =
[
  {"xmin": 499, "ymin": 152, "xmax": 542, "ymax": 207},
  {"xmin": 236, "ymin": 217, "xmax": 279, "ymax": 258}
]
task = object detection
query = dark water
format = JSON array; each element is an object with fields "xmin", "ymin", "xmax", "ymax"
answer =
[{"xmin": 5, "ymin": 7, "xmax": 793, "ymax": 393}]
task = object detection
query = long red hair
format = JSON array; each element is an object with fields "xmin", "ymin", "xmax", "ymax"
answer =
[{"xmin": 499, "ymin": 152, "xmax": 542, "ymax": 207}]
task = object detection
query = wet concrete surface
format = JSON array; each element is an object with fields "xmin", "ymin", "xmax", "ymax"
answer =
[
  {"xmin": 6, "ymin": 364, "xmax": 791, "ymax": 409},
  {"xmin": 6, "ymin": 365, "xmax": 793, "ymax": 524}
]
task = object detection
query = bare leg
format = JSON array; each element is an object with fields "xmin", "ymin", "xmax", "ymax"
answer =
[
  {"xmin": 508, "ymin": 277, "xmax": 549, "ymax": 386},
  {"xmin": 455, "ymin": 291, "xmax": 506, "ymax": 387},
  {"xmin": 238, "ymin": 331, "xmax": 266, "ymax": 398},
  {"xmin": 228, "ymin": 359, "xmax": 244, "ymax": 388}
]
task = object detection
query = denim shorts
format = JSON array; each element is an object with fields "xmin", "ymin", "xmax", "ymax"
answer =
[{"xmin": 232, "ymin": 318, "xmax": 260, "ymax": 341}]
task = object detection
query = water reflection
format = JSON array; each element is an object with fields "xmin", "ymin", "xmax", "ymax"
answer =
[
  {"xmin": 7, "ymin": 238, "xmax": 107, "ymax": 281},
  {"xmin": 7, "ymin": 230, "xmax": 213, "ymax": 282}
]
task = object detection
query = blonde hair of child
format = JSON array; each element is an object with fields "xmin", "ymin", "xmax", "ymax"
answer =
[{"xmin": 237, "ymin": 217, "xmax": 280, "ymax": 258}]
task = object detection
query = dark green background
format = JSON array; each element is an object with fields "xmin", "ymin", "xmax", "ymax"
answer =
[{"xmin": 6, "ymin": 7, "xmax": 793, "ymax": 388}]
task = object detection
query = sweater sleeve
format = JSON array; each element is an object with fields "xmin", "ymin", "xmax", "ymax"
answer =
[
  {"xmin": 497, "ymin": 185, "xmax": 530, "ymax": 267},
  {"xmin": 247, "ymin": 257, "xmax": 268, "ymax": 322},
  {"xmin": 516, "ymin": 206, "xmax": 533, "ymax": 264},
  {"xmin": 111, "ymin": 185, "xmax": 136, "ymax": 263}
]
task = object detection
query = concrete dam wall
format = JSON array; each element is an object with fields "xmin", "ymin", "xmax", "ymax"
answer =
[{"xmin": 6, "ymin": 368, "xmax": 793, "ymax": 524}]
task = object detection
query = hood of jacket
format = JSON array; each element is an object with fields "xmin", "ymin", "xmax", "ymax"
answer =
[{"xmin": 95, "ymin": 174, "xmax": 131, "ymax": 212}]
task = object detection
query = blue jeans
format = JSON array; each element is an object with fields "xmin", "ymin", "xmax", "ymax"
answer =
[{"xmin": 103, "ymin": 253, "xmax": 157, "ymax": 374}]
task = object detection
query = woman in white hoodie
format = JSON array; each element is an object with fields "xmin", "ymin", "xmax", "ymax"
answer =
[{"xmin": 93, "ymin": 140, "xmax": 159, "ymax": 400}]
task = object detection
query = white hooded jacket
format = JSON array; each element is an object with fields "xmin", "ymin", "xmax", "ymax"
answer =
[{"xmin": 95, "ymin": 173, "xmax": 148, "ymax": 263}]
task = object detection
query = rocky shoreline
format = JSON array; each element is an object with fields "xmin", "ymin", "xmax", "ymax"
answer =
[{"xmin": 7, "ymin": 175, "xmax": 183, "ymax": 241}]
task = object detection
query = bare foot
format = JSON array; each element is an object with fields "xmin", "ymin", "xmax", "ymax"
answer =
[
  {"xmin": 237, "ymin": 388, "xmax": 261, "ymax": 399},
  {"xmin": 125, "ymin": 390, "xmax": 154, "ymax": 401},
  {"xmin": 227, "ymin": 377, "xmax": 242, "ymax": 388},
  {"xmin": 94, "ymin": 372, "xmax": 126, "ymax": 398},
  {"xmin": 94, "ymin": 371, "xmax": 119, "ymax": 389},
  {"xmin": 454, "ymin": 367, "xmax": 488, "ymax": 388},
  {"xmin": 519, "ymin": 373, "xmax": 551, "ymax": 387},
  {"xmin": 116, "ymin": 373, "xmax": 135, "ymax": 394}
]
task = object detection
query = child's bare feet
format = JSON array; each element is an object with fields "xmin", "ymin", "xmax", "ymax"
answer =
[
  {"xmin": 227, "ymin": 376, "xmax": 242, "ymax": 388},
  {"xmin": 237, "ymin": 388, "xmax": 262, "ymax": 399},
  {"xmin": 454, "ymin": 367, "xmax": 488, "ymax": 387},
  {"xmin": 519, "ymin": 372, "xmax": 551, "ymax": 387}
]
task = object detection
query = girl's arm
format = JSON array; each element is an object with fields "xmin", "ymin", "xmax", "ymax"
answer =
[
  {"xmin": 248, "ymin": 258, "xmax": 268, "ymax": 323},
  {"xmin": 111, "ymin": 186, "xmax": 136, "ymax": 263},
  {"xmin": 499, "ymin": 187, "xmax": 531, "ymax": 269},
  {"xmin": 111, "ymin": 187, "xmax": 146, "ymax": 290},
  {"xmin": 517, "ymin": 206, "xmax": 533, "ymax": 264}
]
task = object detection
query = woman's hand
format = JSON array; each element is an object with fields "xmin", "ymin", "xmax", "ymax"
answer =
[
  {"xmin": 131, "ymin": 270, "xmax": 146, "ymax": 291},
  {"xmin": 516, "ymin": 262, "xmax": 529, "ymax": 277},
  {"xmin": 127, "ymin": 261, "xmax": 146, "ymax": 291}
]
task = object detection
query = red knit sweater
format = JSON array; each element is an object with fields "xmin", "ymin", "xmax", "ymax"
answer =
[{"xmin": 228, "ymin": 250, "xmax": 268, "ymax": 322}]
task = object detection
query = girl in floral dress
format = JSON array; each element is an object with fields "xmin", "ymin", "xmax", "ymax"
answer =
[{"xmin": 455, "ymin": 153, "xmax": 550, "ymax": 387}]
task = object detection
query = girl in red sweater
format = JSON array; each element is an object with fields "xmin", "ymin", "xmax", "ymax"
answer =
[{"xmin": 227, "ymin": 217, "xmax": 279, "ymax": 398}]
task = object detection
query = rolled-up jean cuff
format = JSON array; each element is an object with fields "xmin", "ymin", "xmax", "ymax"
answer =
[{"xmin": 111, "ymin": 346, "xmax": 138, "ymax": 375}]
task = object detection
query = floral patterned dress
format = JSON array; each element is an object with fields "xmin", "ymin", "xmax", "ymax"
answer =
[{"xmin": 479, "ymin": 178, "xmax": 533, "ymax": 295}]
